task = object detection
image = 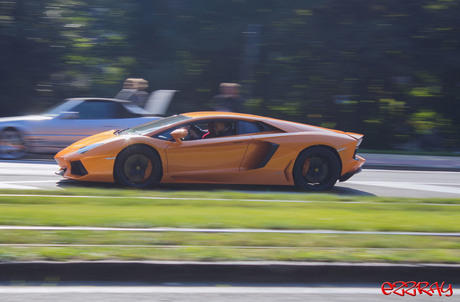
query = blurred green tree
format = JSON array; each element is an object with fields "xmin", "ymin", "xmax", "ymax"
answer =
[{"xmin": 0, "ymin": 0, "xmax": 459, "ymax": 150}]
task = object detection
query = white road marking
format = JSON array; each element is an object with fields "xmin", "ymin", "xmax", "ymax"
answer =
[
  {"xmin": 0, "ymin": 226, "xmax": 458, "ymax": 236},
  {"xmin": 0, "ymin": 183, "xmax": 43, "ymax": 190},
  {"xmin": 0, "ymin": 244, "xmax": 457, "ymax": 251},
  {"xmin": 1, "ymin": 193, "xmax": 460, "ymax": 206},
  {"xmin": 0, "ymin": 180, "xmax": 59, "ymax": 184},
  {"xmin": 0, "ymin": 180, "xmax": 58, "ymax": 190},
  {"xmin": 361, "ymin": 169, "xmax": 460, "ymax": 174},
  {"xmin": 0, "ymin": 162, "xmax": 58, "ymax": 176},
  {"xmin": 347, "ymin": 181, "xmax": 460, "ymax": 195},
  {"xmin": 0, "ymin": 286, "xmax": 383, "ymax": 295}
]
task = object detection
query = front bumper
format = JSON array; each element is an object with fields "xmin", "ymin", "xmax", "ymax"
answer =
[
  {"xmin": 339, "ymin": 155, "xmax": 365, "ymax": 182},
  {"xmin": 339, "ymin": 167, "xmax": 362, "ymax": 182},
  {"xmin": 55, "ymin": 152, "xmax": 116, "ymax": 183}
]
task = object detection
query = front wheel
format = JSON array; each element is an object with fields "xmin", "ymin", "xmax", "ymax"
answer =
[
  {"xmin": 114, "ymin": 145, "xmax": 162, "ymax": 188},
  {"xmin": 293, "ymin": 147, "xmax": 340, "ymax": 191},
  {"xmin": 0, "ymin": 129, "xmax": 27, "ymax": 159}
]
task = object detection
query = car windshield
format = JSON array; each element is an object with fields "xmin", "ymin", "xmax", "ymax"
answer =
[
  {"xmin": 122, "ymin": 114, "xmax": 191, "ymax": 135},
  {"xmin": 42, "ymin": 100, "xmax": 82, "ymax": 117}
]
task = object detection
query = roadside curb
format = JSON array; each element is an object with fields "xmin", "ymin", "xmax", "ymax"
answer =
[
  {"xmin": 1, "ymin": 261, "xmax": 460, "ymax": 284},
  {"xmin": 363, "ymin": 164, "xmax": 460, "ymax": 172},
  {"xmin": 360, "ymin": 153, "xmax": 460, "ymax": 172}
]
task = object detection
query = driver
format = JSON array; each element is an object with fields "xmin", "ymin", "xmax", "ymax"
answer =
[
  {"xmin": 186, "ymin": 124, "xmax": 206, "ymax": 140},
  {"xmin": 202, "ymin": 121, "xmax": 233, "ymax": 139}
]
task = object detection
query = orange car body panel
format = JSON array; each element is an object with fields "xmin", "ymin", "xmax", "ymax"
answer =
[{"xmin": 55, "ymin": 111, "xmax": 365, "ymax": 186}]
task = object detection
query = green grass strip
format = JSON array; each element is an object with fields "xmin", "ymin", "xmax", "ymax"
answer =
[
  {"xmin": 0, "ymin": 189, "xmax": 459, "ymax": 232},
  {"xmin": 0, "ymin": 231, "xmax": 459, "ymax": 263},
  {"xmin": 0, "ymin": 246, "xmax": 459, "ymax": 263},
  {"xmin": 0, "ymin": 189, "xmax": 459, "ymax": 263}
]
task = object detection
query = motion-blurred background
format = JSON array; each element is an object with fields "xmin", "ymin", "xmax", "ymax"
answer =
[{"xmin": 1, "ymin": 0, "xmax": 459, "ymax": 151}]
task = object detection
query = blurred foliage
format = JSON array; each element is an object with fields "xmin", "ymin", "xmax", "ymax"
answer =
[{"xmin": 0, "ymin": 0, "xmax": 459, "ymax": 150}]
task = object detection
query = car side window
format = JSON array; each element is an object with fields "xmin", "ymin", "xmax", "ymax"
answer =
[
  {"xmin": 154, "ymin": 119, "xmax": 282, "ymax": 141},
  {"xmin": 154, "ymin": 128, "xmax": 175, "ymax": 141},
  {"xmin": 154, "ymin": 123, "xmax": 196, "ymax": 141},
  {"xmin": 237, "ymin": 120, "xmax": 281, "ymax": 135},
  {"xmin": 154, "ymin": 119, "xmax": 238, "ymax": 141},
  {"xmin": 71, "ymin": 101, "xmax": 117, "ymax": 119},
  {"xmin": 237, "ymin": 121, "xmax": 261, "ymax": 135}
]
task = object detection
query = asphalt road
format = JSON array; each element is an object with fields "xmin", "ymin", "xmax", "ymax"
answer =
[
  {"xmin": 0, "ymin": 160, "xmax": 459, "ymax": 198},
  {"xmin": 1, "ymin": 285, "xmax": 454, "ymax": 302}
]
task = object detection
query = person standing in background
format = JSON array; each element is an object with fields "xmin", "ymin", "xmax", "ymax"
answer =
[
  {"xmin": 210, "ymin": 83, "xmax": 244, "ymax": 112},
  {"xmin": 115, "ymin": 78, "xmax": 149, "ymax": 108}
]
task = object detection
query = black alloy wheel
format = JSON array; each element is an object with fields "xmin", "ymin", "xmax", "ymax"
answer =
[
  {"xmin": 115, "ymin": 145, "xmax": 162, "ymax": 188},
  {"xmin": 293, "ymin": 147, "xmax": 340, "ymax": 191}
]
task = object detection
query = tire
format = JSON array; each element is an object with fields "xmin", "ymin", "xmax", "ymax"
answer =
[
  {"xmin": 293, "ymin": 147, "xmax": 340, "ymax": 191},
  {"xmin": 114, "ymin": 145, "xmax": 162, "ymax": 188},
  {"xmin": 0, "ymin": 129, "xmax": 27, "ymax": 159}
]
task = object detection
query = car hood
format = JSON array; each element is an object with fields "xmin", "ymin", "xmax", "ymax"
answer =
[
  {"xmin": 61, "ymin": 130, "xmax": 119, "ymax": 153},
  {"xmin": 0, "ymin": 115, "xmax": 51, "ymax": 123}
]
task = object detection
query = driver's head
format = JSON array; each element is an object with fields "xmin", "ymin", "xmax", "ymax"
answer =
[{"xmin": 213, "ymin": 122, "xmax": 227, "ymax": 135}]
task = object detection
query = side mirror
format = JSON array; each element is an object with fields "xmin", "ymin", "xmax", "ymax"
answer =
[
  {"xmin": 171, "ymin": 128, "xmax": 188, "ymax": 143},
  {"xmin": 59, "ymin": 111, "xmax": 80, "ymax": 119}
]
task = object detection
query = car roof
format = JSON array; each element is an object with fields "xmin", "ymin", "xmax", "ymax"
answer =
[
  {"xmin": 180, "ymin": 111, "xmax": 346, "ymax": 135},
  {"xmin": 182, "ymin": 111, "xmax": 264, "ymax": 119},
  {"xmin": 179, "ymin": 111, "xmax": 302, "ymax": 132}
]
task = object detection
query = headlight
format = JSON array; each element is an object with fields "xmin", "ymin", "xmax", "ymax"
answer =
[{"xmin": 77, "ymin": 143, "xmax": 103, "ymax": 154}]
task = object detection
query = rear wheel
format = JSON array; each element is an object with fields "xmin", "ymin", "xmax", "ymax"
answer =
[
  {"xmin": 114, "ymin": 145, "xmax": 162, "ymax": 188},
  {"xmin": 293, "ymin": 147, "xmax": 340, "ymax": 191},
  {"xmin": 0, "ymin": 129, "xmax": 27, "ymax": 159}
]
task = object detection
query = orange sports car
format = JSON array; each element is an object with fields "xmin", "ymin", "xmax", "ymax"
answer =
[{"xmin": 55, "ymin": 112, "xmax": 365, "ymax": 191}]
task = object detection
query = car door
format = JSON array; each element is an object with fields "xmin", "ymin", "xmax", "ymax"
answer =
[{"xmin": 164, "ymin": 120, "xmax": 251, "ymax": 182}]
